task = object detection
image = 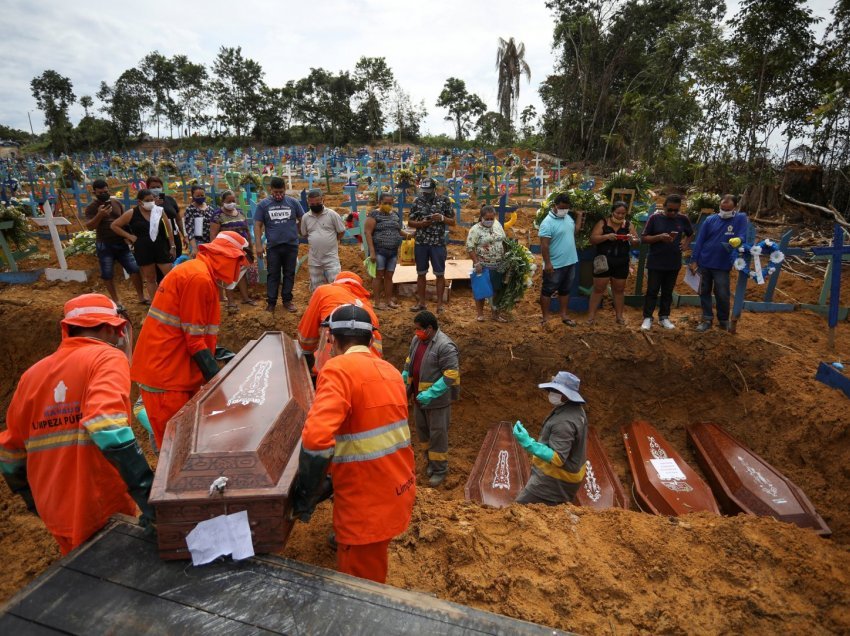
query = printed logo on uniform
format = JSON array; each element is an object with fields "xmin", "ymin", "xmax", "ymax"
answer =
[
  {"xmin": 54, "ymin": 380, "xmax": 67, "ymax": 403},
  {"xmin": 728, "ymin": 225, "xmax": 734, "ymax": 232}
]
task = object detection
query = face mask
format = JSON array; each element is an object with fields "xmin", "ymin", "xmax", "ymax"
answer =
[
  {"xmin": 96, "ymin": 192, "xmax": 110, "ymax": 202},
  {"xmin": 554, "ymin": 209, "xmax": 568, "ymax": 218},
  {"xmin": 310, "ymin": 204, "xmax": 324, "ymax": 213},
  {"xmin": 379, "ymin": 204, "xmax": 393, "ymax": 213},
  {"xmin": 224, "ymin": 267, "xmax": 247, "ymax": 290},
  {"xmin": 548, "ymin": 392, "xmax": 564, "ymax": 406},
  {"xmin": 665, "ymin": 208, "xmax": 679, "ymax": 215},
  {"xmin": 193, "ymin": 196, "xmax": 206, "ymax": 205},
  {"xmin": 272, "ymin": 193, "xmax": 284, "ymax": 202},
  {"xmin": 141, "ymin": 201, "xmax": 154, "ymax": 211},
  {"xmin": 415, "ymin": 329, "xmax": 429, "ymax": 341},
  {"xmin": 223, "ymin": 202, "xmax": 237, "ymax": 211},
  {"xmin": 150, "ymin": 188, "xmax": 163, "ymax": 196},
  {"xmin": 481, "ymin": 219, "xmax": 494, "ymax": 228},
  {"xmin": 718, "ymin": 209, "xmax": 735, "ymax": 219}
]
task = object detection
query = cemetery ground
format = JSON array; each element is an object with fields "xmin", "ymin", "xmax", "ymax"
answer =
[{"xmin": 1, "ymin": 194, "xmax": 850, "ymax": 634}]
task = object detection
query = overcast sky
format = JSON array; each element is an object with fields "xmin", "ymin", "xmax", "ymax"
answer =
[{"xmin": 0, "ymin": 0, "xmax": 836, "ymax": 139}]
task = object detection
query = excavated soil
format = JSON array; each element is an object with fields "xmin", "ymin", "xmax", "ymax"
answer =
[{"xmin": 1, "ymin": 191, "xmax": 850, "ymax": 634}]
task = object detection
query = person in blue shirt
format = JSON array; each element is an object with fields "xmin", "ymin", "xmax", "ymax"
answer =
[
  {"xmin": 689, "ymin": 194, "xmax": 748, "ymax": 332},
  {"xmin": 538, "ymin": 192, "xmax": 584, "ymax": 326},
  {"xmin": 253, "ymin": 176, "xmax": 305, "ymax": 313}
]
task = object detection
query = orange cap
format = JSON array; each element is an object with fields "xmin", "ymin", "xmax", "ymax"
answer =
[
  {"xmin": 199, "ymin": 231, "xmax": 250, "ymax": 260},
  {"xmin": 60, "ymin": 293, "xmax": 127, "ymax": 338},
  {"xmin": 334, "ymin": 270, "xmax": 364, "ymax": 287}
]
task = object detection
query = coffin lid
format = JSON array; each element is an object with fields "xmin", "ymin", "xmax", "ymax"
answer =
[
  {"xmin": 464, "ymin": 421, "xmax": 531, "ymax": 508},
  {"xmin": 575, "ymin": 426, "xmax": 629, "ymax": 510}
]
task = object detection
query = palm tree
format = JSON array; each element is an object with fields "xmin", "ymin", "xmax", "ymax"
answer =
[{"xmin": 496, "ymin": 37, "xmax": 531, "ymax": 124}]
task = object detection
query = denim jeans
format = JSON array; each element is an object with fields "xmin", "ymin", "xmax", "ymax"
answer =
[
  {"xmin": 266, "ymin": 243, "xmax": 299, "ymax": 305},
  {"xmin": 699, "ymin": 268, "xmax": 731, "ymax": 322},
  {"xmin": 643, "ymin": 268, "xmax": 680, "ymax": 319},
  {"xmin": 95, "ymin": 241, "xmax": 140, "ymax": 279}
]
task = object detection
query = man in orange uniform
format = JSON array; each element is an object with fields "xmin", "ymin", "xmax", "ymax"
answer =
[
  {"xmin": 293, "ymin": 304, "xmax": 415, "ymax": 583},
  {"xmin": 0, "ymin": 294, "xmax": 155, "ymax": 554},
  {"xmin": 296, "ymin": 270, "xmax": 382, "ymax": 369},
  {"xmin": 131, "ymin": 231, "xmax": 249, "ymax": 449}
]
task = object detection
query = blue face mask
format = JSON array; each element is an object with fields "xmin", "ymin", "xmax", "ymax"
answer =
[
  {"xmin": 481, "ymin": 219, "xmax": 494, "ymax": 227},
  {"xmin": 193, "ymin": 195, "xmax": 206, "ymax": 204}
]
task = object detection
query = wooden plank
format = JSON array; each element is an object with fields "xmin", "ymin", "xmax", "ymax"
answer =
[
  {"xmin": 7, "ymin": 568, "xmax": 269, "ymax": 635},
  {"xmin": 815, "ymin": 362, "xmax": 850, "ymax": 400},
  {"xmin": 392, "ymin": 259, "xmax": 473, "ymax": 284},
  {"xmin": 49, "ymin": 522, "xmax": 565, "ymax": 635}
]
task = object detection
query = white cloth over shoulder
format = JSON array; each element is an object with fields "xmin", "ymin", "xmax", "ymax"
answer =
[{"xmin": 149, "ymin": 205, "xmax": 164, "ymax": 242}]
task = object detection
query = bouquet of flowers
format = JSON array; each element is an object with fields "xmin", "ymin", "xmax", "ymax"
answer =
[
  {"xmin": 496, "ymin": 239, "xmax": 537, "ymax": 311},
  {"xmin": 239, "ymin": 173, "xmax": 263, "ymax": 189},
  {"xmin": 534, "ymin": 187, "xmax": 609, "ymax": 250},
  {"xmin": 601, "ymin": 166, "xmax": 651, "ymax": 202},
  {"xmin": 394, "ymin": 168, "xmax": 416, "ymax": 187},
  {"xmin": 64, "ymin": 230, "xmax": 97, "ymax": 257},
  {"xmin": 0, "ymin": 200, "xmax": 35, "ymax": 249},
  {"xmin": 686, "ymin": 190, "xmax": 720, "ymax": 221}
]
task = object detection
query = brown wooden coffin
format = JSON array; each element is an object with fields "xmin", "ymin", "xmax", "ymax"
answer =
[
  {"xmin": 687, "ymin": 422, "xmax": 831, "ymax": 536},
  {"xmin": 622, "ymin": 420, "xmax": 719, "ymax": 516},
  {"xmin": 464, "ymin": 421, "xmax": 531, "ymax": 508},
  {"xmin": 575, "ymin": 426, "xmax": 629, "ymax": 510},
  {"xmin": 149, "ymin": 331, "xmax": 314, "ymax": 559}
]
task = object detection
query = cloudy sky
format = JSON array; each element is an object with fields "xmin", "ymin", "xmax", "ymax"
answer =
[{"xmin": 0, "ymin": 0, "xmax": 836, "ymax": 139}]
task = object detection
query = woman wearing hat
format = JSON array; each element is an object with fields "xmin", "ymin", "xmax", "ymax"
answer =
[{"xmin": 512, "ymin": 371, "xmax": 588, "ymax": 504}]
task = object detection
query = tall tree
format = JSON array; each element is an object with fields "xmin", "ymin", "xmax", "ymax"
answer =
[
  {"xmin": 294, "ymin": 68, "xmax": 359, "ymax": 144},
  {"xmin": 389, "ymin": 81, "xmax": 427, "ymax": 142},
  {"xmin": 212, "ymin": 46, "xmax": 264, "ymax": 138},
  {"xmin": 80, "ymin": 95, "xmax": 93, "ymax": 118},
  {"xmin": 97, "ymin": 68, "xmax": 152, "ymax": 146},
  {"xmin": 253, "ymin": 83, "xmax": 297, "ymax": 144},
  {"xmin": 174, "ymin": 56, "xmax": 210, "ymax": 137},
  {"xmin": 140, "ymin": 51, "xmax": 179, "ymax": 138},
  {"xmin": 496, "ymin": 37, "xmax": 531, "ymax": 124},
  {"xmin": 30, "ymin": 70, "xmax": 76, "ymax": 152},
  {"xmin": 354, "ymin": 57, "xmax": 395, "ymax": 140},
  {"xmin": 436, "ymin": 78, "xmax": 486, "ymax": 141}
]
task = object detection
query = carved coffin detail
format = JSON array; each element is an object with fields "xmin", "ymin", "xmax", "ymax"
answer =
[
  {"xmin": 575, "ymin": 426, "xmax": 629, "ymax": 510},
  {"xmin": 622, "ymin": 420, "xmax": 719, "ymax": 516},
  {"xmin": 464, "ymin": 421, "xmax": 531, "ymax": 508},
  {"xmin": 149, "ymin": 331, "xmax": 313, "ymax": 559},
  {"xmin": 687, "ymin": 422, "xmax": 831, "ymax": 536}
]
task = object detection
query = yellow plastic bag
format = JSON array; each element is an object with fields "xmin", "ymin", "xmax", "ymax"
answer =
[{"xmin": 400, "ymin": 238, "xmax": 416, "ymax": 265}]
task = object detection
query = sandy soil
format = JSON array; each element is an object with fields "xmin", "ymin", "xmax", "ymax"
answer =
[{"xmin": 1, "ymin": 185, "xmax": 849, "ymax": 634}]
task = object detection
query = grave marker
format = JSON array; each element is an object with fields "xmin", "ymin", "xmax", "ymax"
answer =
[
  {"xmin": 810, "ymin": 224, "xmax": 850, "ymax": 350},
  {"xmin": 31, "ymin": 201, "xmax": 87, "ymax": 282}
]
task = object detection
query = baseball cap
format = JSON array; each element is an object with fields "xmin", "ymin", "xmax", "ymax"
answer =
[{"xmin": 419, "ymin": 178, "xmax": 436, "ymax": 191}]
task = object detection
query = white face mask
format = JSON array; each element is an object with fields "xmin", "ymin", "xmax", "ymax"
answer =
[
  {"xmin": 223, "ymin": 202, "xmax": 237, "ymax": 211},
  {"xmin": 481, "ymin": 219, "xmax": 494, "ymax": 227},
  {"xmin": 718, "ymin": 209, "xmax": 735, "ymax": 219},
  {"xmin": 224, "ymin": 267, "xmax": 247, "ymax": 290},
  {"xmin": 548, "ymin": 391, "xmax": 564, "ymax": 405},
  {"xmin": 554, "ymin": 209, "xmax": 568, "ymax": 218},
  {"xmin": 141, "ymin": 201, "xmax": 154, "ymax": 211}
]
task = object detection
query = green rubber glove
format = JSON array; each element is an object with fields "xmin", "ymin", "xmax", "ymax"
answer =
[
  {"xmin": 402, "ymin": 370, "xmax": 409, "ymax": 385},
  {"xmin": 416, "ymin": 377, "xmax": 449, "ymax": 406},
  {"xmin": 512, "ymin": 420, "xmax": 554, "ymax": 463}
]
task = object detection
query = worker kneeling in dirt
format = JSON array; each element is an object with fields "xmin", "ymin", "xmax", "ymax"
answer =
[
  {"xmin": 513, "ymin": 371, "xmax": 588, "ymax": 505},
  {"xmin": 402, "ymin": 310, "xmax": 460, "ymax": 487},
  {"xmin": 292, "ymin": 304, "xmax": 416, "ymax": 583},
  {"xmin": 0, "ymin": 294, "xmax": 156, "ymax": 554},
  {"xmin": 131, "ymin": 231, "xmax": 249, "ymax": 450}
]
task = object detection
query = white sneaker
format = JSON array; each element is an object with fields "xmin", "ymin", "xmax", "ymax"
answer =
[
  {"xmin": 640, "ymin": 318, "xmax": 652, "ymax": 331},
  {"xmin": 660, "ymin": 318, "xmax": 676, "ymax": 330}
]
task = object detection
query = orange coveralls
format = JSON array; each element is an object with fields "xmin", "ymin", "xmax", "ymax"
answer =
[
  {"xmin": 0, "ymin": 337, "xmax": 137, "ymax": 554},
  {"xmin": 296, "ymin": 275, "xmax": 383, "ymax": 361},
  {"xmin": 301, "ymin": 346, "xmax": 416, "ymax": 583},
  {"xmin": 131, "ymin": 256, "xmax": 220, "ymax": 448}
]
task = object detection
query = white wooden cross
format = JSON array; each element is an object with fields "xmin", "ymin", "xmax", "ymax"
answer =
[
  {"xmin": 285, "ymin": 163, "xmax": 293, "ymax": 193},
  {"xmin": 31, "ymin": 201, "xmax": 87, "ymax": 282}
]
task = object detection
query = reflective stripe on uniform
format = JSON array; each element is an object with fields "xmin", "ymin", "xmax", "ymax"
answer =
[
  {"xmin": 24, "ymin": 429, "xmax": 93, "ymax": 454},
  {"xmin": 148, "ymin": 306, "xmax": 181, "ymax": 328},
  {"xmin": 443, "ymin": 369, "xmax": 460, "ymax": 385},
  {"xmin": 531, "ymin": 456, "xmax": 586, "ymax": 483},
  {"xmin": 82, "ymin": 413, "xmax": 129, "ymax": 433},
  {"xmin": 334, "ymin": 419, "xmax": 411, "ymax": 464},
  {"xmin": 428, "ymin": 450, "xmax": 448, "ymax": 461},
  {"xmin": 418, "ymin": 381, "xmax": 433, "ymax": 390},
  {"xmin": 182, "ymin": 322, "xmax": 219, "ymax": 336},
  {"xmin": 0, "ymin": 446, "xmax": 27, "ymax": 468}
]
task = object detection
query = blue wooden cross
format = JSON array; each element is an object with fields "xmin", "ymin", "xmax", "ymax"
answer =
[
  {"xmin": 446, "ymin": 179, "xmax": 469, "ymax": 227},
  {"xmin": 812, "ymin": 224, "xmax": 850, "ymax": 350},
  {"xmin": 495, "ymin": 193, "xmax": 518, "ymax": 226},
  {"xmin": 68, "ymin": 179, "xmax": 90, "ymax": 221}
]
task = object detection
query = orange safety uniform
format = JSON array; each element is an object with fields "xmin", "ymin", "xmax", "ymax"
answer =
[
  {"xmin": 296, "ymin": 271, "xmax": 383, "ymax": 358},
  {"xmin": 301, "ymin": 346, "xmax": 415, "ymax": 582},
  {"xmin": 0, "ymin": 337, "xmax": 137, "ymax": 554},
  {"xmin": 131, "ymin": 232, "xmax": 248, "ymax": 447}
]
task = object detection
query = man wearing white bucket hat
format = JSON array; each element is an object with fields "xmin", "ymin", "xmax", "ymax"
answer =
[{"xmin": 513, "ymin": 371, "xmax": 588, "ymax": 505}]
